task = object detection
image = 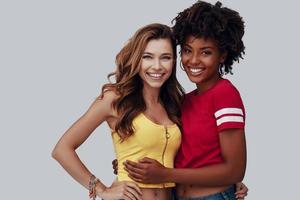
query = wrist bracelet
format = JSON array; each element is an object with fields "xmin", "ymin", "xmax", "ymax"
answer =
[{"xmin": 88, "ymin": 174, "xmax": 99, "ymax": 200}]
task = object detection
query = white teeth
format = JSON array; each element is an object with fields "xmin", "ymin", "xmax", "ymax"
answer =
[
  {"xmin": 147, "ymin": 73, "xmax": 163, "ymax": 78},
  {"xmin": 190, "ymin": 68, "xmax": 202, "ymax": 73},
  {"xmin": 189, "ymin": 68, "xmax": 203, "ymax": 75}
]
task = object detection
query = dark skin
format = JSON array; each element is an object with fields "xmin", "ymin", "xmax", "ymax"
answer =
[
  {"xmin": 123, "ymin": 35, "xmax": 247, "ymax": 188},
  {"xmin": 123, "ymin": 128, "xmax": 246, "ymax": 186}
]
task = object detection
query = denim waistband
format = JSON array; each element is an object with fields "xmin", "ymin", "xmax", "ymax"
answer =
[{"xmin": 174, "ymin": 185, "xmax": 236, "ymax": 200}]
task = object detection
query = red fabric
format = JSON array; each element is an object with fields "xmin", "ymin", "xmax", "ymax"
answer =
[{"xmin": 175, "ymin": 79, "xmax": 245, "ymax": 168}]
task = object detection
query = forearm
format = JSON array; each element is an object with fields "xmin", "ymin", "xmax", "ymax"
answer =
[
  {"xmin": 52, "ymin": 146, "xmax": 106, "ymax": 191},
  {"xmin": 165, "ymin": 163, "xmax": 245, "ymax": 186},
  {"xmin": 165, "ymin": 129, "xmax": 247, "ymax": 186}
]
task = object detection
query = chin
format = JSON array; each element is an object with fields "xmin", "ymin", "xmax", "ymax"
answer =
[
  {"xmin": 143, "ymin": 80, "xmax": 164, "ymax": 88},
  {"xmin": 187, "ymin": 76, "xmax": 202, "ymax": 84},
  {"xmin": 149, "ymin": 83, "xmax": 164, "ymax": 89}
]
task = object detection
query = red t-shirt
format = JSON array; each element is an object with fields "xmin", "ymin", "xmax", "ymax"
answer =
[{"xmin": 175, "ymin": 79, "xmax": 245, "ymax": 168}]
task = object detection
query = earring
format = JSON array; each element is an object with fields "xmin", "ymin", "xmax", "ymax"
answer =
[
  {"xmin": 218, "ymin": 63, "xmax": 224, "ymax": 75},
  {"xmin": 180, "ymin": 61, "xmax": 185, "ymax": 71}
]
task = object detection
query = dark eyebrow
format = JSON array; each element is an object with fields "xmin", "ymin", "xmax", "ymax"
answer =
[
  {"xmin": 199, "ymin": 46, "xmax": 214, "ymax": 50},
  {"xmin": 182, "ymin": 44, "xmax": 191, "ymax": 49},
  {"xmin": 183, "ymin": 43, "xmax": 214, "ymax": 50},
  {"xmin": 161, "ymin": 53, "xmax": 173, "ymax": 56}
]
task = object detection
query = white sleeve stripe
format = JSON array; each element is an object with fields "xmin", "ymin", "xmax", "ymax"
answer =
[
  {"xmin": 214, "ymin": 108, "xmax": 243, "ymax": 118},
  {"xmin": 216, "ymin": 116, "xmax": 244, "ymax": 126}
]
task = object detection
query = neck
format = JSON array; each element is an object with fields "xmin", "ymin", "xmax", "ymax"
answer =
[
  {"xmin": 196, "ymin": 75, "xmax": 222, "ymax": 94},
  {"xmin": 142, "ymin": 85, "xmax": 161, "ymax": 106}
]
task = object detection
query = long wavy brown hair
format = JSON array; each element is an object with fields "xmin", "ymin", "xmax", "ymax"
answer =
[{"xmin": 101, "ymin": 23, "xmax": 185, "ymax": 140}]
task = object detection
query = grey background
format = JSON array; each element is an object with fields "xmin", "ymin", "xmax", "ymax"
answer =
[{"xmin": 1, "ymin": 0, "xmax": 299, "ymax": 199}]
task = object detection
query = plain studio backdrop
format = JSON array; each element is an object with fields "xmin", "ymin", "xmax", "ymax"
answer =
[{"xmin": 0, "ymin": 0, "xmax": 299, "ymax": 199}]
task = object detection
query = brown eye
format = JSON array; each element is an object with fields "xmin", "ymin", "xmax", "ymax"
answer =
[
  {"xmin": 182, "ymin": 48, "xmax": 191, "ymax": 54},
  {"xmin": 202, "ymin": 51, "xmax": 212, "ymax": 55}
]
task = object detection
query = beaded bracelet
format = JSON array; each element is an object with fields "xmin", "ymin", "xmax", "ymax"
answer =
[{"xmin": 88, "ymin": 174, "xmax": 99, "ymax": 200}]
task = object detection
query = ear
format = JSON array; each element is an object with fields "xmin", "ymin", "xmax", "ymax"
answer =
[{"xmin": 220, "ymin": 51, "xmax": 228, "ymax": 63}]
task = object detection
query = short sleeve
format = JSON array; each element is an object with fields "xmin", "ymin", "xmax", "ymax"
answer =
[{"xmin": 213, "ymin": 82, "xmax": 245, "ymax": 132}]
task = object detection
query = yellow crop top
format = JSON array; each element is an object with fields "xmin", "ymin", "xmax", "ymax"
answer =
[{"xmin": 111, "ymin": 113, "xmax": 181, "ymax": 188}]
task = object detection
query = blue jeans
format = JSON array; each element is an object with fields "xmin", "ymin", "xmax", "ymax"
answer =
[{"xmin": 173, "ymin": 185, "xmax": 236, "ymax": 200}]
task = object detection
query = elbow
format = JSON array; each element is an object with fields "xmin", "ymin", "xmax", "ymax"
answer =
[
  {"xmin": 51, "ymin": 146, "xmax": 59, "ymax": 160},
  {"xmin": 51, "ymin": 143, "xmax": 75, "ymax": 161},
  {"xmin": 234, "ymin": 170, "xmax": 245, "ymax": 183},
  {"xmin": 51, "ymin": 143, "xmax": 65, "ymax": 161},
  {"xmin": 225, "ymin": 170, "xmax": 244, "ymax": 185},
  {"xmin": 230, "ymin": 164, "xmax": 246, "ymax": 183},
  {"xmin": 238, "ymin": 165, "xmax": 246, "ymax": 181},
  {"xmin": 223, "ymin": 160, "xmax": 246, "ymax": 184}
]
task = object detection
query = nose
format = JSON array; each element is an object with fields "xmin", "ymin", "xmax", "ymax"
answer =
[
  {"xmin": 152, "ymin": 58, "xmax": 162, "ymax": 70},
  {"xmin": 190, "ymin": 53, "xmax": 200, "ymax": 66}
]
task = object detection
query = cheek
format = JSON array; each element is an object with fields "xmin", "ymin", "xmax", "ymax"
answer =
[
  {"xmin": 139, "ymin": 62, "xmax": 147, "ymax": 77},
  {"xmin": 165, "ymin": 62, "xmax": 174, "ymax": 75},
  {"xmin": 207, "ymin": 59, "xmax": 220, "ymax": 70},
  {"xmin": 141, "ymin": 60, "xmax": 150, "ymax": 69},
  {"xmin": 201, "ymin": 56, "xmax": 219, "ymax": 67},
  {"xmin": 138, "ymin": 69, "xmax": 144, "ymax": 80},
  {"xmin": 180, "ymin": 55, "xmax": 188, "ymax": 66}
]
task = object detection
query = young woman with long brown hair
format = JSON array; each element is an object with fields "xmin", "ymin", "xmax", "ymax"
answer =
[{"xmin": 52, "ymin": 23, "xmax": 185, "ymax": 200}]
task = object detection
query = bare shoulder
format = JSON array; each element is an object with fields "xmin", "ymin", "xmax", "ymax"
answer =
[
  {"xmin": 95, "ymin": 90, "xmax": 119, "ymax": 109},
  {"xmin": 96, "ymin": 89, "xmax": 119, "ymax": 102},
  {"xmin": 88, "ymin": 89, "xmax": 119, "ymax": 118}
]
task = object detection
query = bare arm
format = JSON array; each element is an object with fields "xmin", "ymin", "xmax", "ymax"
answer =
[
  {"xmin": 166, "ymin": 128, "xmax": 247, "ymax": 185},
  {"xmin": 125, "ymin": 128, "xmax": 246, "ymax": 186},
  {"xmin": 51, "ymin": 91, "xmax": 142, "ymax": 199},
  {"xmin": 52, "ymin": 91, "xmax": 116, "ymax": 190}
]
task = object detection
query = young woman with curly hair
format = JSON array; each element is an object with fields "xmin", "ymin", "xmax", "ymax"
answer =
[
  {"xmin": 124, "ymin": 1, "xmax": 248, "ymax": 200},
  {"xmin": 52, "ymin": 23, "xmax": 185, "ymax": 200}
]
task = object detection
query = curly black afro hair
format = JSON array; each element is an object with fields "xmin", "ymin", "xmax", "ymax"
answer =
[{"xmin": 172, "ymin": 1, "xmax": 245, "ymax": 75}]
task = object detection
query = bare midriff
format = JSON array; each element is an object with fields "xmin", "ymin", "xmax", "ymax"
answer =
[
  {"xmin": 176, "ymin": 184, "xmax": 231, "ymax": 198},
  {"xmin": 140, "ymin": 188, "xmax": 172, "ymax": 200}
]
